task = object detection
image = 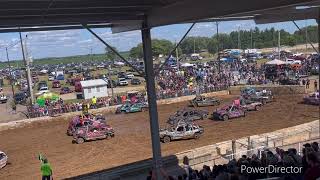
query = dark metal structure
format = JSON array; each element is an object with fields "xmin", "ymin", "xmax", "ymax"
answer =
[{"xmin": 0, "ymin": 0, "xmax": 319, "ymax": 179}]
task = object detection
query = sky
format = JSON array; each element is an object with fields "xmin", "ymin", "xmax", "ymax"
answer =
[{"xmin": 0, "ymin": 19, "xmax": 316, "ymax": 61}]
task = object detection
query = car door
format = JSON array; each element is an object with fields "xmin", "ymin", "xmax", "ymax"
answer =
[
  {"xmin": 229, "ymin": 106, "xmax": 241, "ymax": 118},
  {"xmin": 175, "ymin": 126, "xmax": 185, "ymax": 140},
  {"xmin": 192, "ymin": 110, "xmax": 201, "ymax": 120},
  {"xmin": 184, "ymin": 124, "xmax": 194, "ymax": 138},
  {"xmin": 202, "ymin": 97, "xmax": 209, "ymax": 106},
  {"xmin": 182, "ymin": 111, "xmax": 189, "ymax": 120}
]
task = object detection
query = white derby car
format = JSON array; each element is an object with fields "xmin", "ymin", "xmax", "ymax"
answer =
[{"xmin": 0, "ymin": 151, "xmax": 7, "ymax": 169}]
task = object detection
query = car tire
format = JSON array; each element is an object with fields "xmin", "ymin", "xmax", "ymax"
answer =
[
  {"xmin": 163, "ymin": 136, "xmax": 171, "ymax": 143},
  {"xmin": 222, "ymin": 115, "xmax": 229, "ymax": 121},
  {"xmin": 194, "ymin": 133, "xmax": 200, "ymax": 139},
  {"xmin": 255, "ymin": 105, "xmax": 261, "ymax": 111},
  {"xmin": 202, "ymin": 114, "xmax": 208, "ymax": 120},
  {"xmin": 76, "ymin": 138, "xmax": 85, "ymax": 144},
  {"xmin": 67, "ymin": 130, "xmax": 72, "ymax": 136}
]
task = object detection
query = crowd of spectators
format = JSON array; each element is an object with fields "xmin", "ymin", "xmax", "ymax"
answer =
[
  {"xmin": 27, "ymin": 93, "xmax": 147, "ymax": 118},
  {"xmin": 147, "ymin": 142, "xmax": 320, "ymax": 180},
  {"xmin": 156, "ymin": 61, "xmax": 267, "ymax": 99}
]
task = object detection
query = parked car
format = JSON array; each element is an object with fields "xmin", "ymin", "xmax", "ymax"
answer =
[
  {"xmin": 48, "ymin": 75, "xmax": 55, "ymax": 81},
  {"xmin": 168, "ymin": 109, "xmax": 209, "ymax": 125},
  {"xmin": 115, "ymin": 102, "xmax": 148, "ymax": 113},
  {"xmin": 0, "ymin": 93, "xmax": 7, "ymax": 103},
  {"xmin": 118, "ymin": 78, "xmax": 128, "ymax": 86},
  {"xmin": 190, "ymin": 95, "xmax": 220, "ymax": 107},
  {"xmin": 125, "ymin": 73, "xmax": 134, "ymax": 79},
  {"xmin": 14, "ymin": 92, "xmax": 27, "ymax": 104},
  {"xmin": 36, "ymin": 86, "xmax": 49, "ymax": 95},
  {"xmin": 60, "ymin": 87, "xmax": 73, "ymax": 94},
  {"xmin": 74, "ymin": 81, "xmax": 82, "ymax": 92},
  {"xmin": 73, "ymin": 125, "xmax": 115, "ymax": 144},
  {"xmin": 56, "ymin": 74, "xmax": 65, "ymax": 80},
  {"xmin": 0, "ymin": 151, "xmax": 7, "ymax": 169},
  {"xmin": 37, "ymin": 81, "xmax": 48, "ymax": 90},
  {"xmin": 131, "ymin": 78, "xmax": 141, "ymax": 85},
  {"xmin": 212, "ymin": 104, "xmax": 246, "ymax": 121},
  {"xmin": 159, "ymin": 121, "xmax": 204, "ymax": 143},
  {"xmin": 52, "ymin": 80, "xmax": 61, "ymax": 88}
]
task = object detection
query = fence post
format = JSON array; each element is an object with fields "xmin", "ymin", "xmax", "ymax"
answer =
[
  {"xmin": 232, "ymin": 140, "xmax": 236, "ymax": 159},
  {"xmin": 247, "ymin": 136, "xmax": 251, "ymax": 157}
]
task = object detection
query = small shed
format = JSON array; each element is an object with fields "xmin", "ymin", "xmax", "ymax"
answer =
[{"xmin": 80, "ymin": 79, "xmax": 108, "ymax": 100}]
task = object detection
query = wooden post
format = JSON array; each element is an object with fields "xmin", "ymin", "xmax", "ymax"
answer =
[{"xmin": 232, "ymin": 140, "xmax": 236, "ymax": 159}]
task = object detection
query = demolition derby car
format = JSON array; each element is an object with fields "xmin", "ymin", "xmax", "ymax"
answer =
[
  {"xmin": 167, "ymin": 108, "xmax": 209, "ymax": 125},
  {"xmin": 239, "ymin": 98, "xmax": 263, "ymax": 111},
  {"xmin": 73, "ymin": 125, "xmax": 115, "ymax": 144},
  {"xmin": 0, "ymin": 151, "xmax": 7, "ymax": 169},
  {"xmin": 66, "ymin": 113, "xmax": 108, "ymax": 136},
  {"xmin": 303, "ymin": 91, "xmax": 320, "ymax": 105},
  {"xmin": 160, "ymin": 121, "xmax": 204, "ymax": 143},
  {"xmin": 212, "ymin": 104, "xmax": 246, "ymax": 121},
  {"xmin": 241, "ymin": 87, "xmax": 273, "ymax": 105},
  {"xmin": 115, "ymin": 102, "xmax": 148, "ymax": 113},
  {"xmin": 190, "ymin": 95, "xmax": 221, "ymax": 107}
]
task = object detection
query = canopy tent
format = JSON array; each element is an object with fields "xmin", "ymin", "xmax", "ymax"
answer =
[
  {"xmin": 36, "ymin": 92, "xmax": 60, "ymax": 107},
  {"xmin": 266, "ymin": 59, "xmax": 288, "ymax": 65},
  {"xmin": 114, "ymin": 61, "xmax": 125, "ymax": 66}
]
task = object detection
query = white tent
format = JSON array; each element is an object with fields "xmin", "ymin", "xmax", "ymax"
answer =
[
  {"xmin": 114, "ymin": 61, "xmax": 125, "ymax": 66},
  {"xmin": 181, "ymin": 63, "xmax": 193, "ymax": 67},
  {"xmin": 266, "ymin": 59, "xmax": 287, "ymax": 65}
]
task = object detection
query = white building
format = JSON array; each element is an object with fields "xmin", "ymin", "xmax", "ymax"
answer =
[{"xmin": 80, "ymin": 79, "xmax": 108, "ymax": 99}]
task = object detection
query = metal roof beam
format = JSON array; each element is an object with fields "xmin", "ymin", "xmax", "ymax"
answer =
[{"xmin": 147, "ymin": 0, "xmax": 318, "ymax": 27}]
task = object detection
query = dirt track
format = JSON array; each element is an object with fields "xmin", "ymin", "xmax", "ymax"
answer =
[{"xmin": 0, "ymin": 94, "xmax": 319, "ymax": 179}]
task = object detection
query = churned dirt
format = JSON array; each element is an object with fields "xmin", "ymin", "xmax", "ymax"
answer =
[{"xmin": 0, "ymin": 94, "xmax": 318, "ymax": 179}]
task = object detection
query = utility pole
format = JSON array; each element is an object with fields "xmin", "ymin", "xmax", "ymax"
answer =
[
  {"xmin": 238, "ymin": 26, "xmax": 241, "ymax": 49},
  {"xmin": 278, "ymin": 31, "xmax": 281, "ymax": 59},
  {"xmin": 305, "ymin": 25, "xmax": 308, "ymax": 50},
  {"xmin": 216, "ymin": 21, "xmax": 221, "ymax": 79},
  {"xmin": 108, "ymin": 65, "xmax": 114, "ymax": 105},
  {"xmin": 19, "ymin": 32, "xmax": 33, "ymax": 105},
  {"xmin": 175, "ymin": 41, "xmax": 179, "ymax": 71},
  {"xmin": 5, "ymin": 48, "xmax": 15, "ymax": 96},
  {"xmin": 250, "ymin": 29, "xmax": 253, "ymax": 49},
  {"xmin": 193, "ymin": 38, "xmax": 195, "ymax": 53},
  {"xmin": 90, "ymin": 47, "xmax": 93, "ymax": 61}
]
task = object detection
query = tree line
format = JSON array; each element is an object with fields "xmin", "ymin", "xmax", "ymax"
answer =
[{"xmin": 127, "ymin": 25, "xmax": 318, "ymax": 58}]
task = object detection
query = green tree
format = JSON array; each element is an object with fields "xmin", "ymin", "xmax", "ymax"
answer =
[{"xmin": 105, "ymin": 46, "xmax": 117, "ymax": 60}]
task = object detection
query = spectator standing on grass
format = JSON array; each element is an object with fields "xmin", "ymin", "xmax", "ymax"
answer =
[
  {"xmin": 306, "ymin": 78, "xmax": 310, "ymax": 89},
  {"xmin": 91, "ymin": 96, "xmax": 97, "ymax": 109},
  {"xmin": 314, "ymin": 80, "xmax": 318, "ymax": 91}
]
